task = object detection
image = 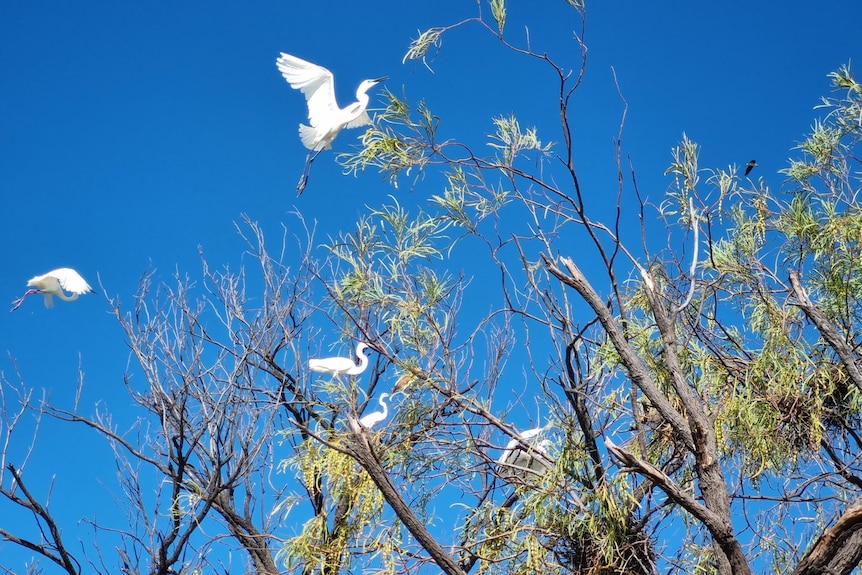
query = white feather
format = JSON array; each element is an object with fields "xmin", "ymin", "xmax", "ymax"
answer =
[
  {"xmin": 308, "ymin": 342, "xmax": 373, "ymax": 376},
  {"xmin": 26, "ymin": 268, "xmax": 94, "ymax": 308},
  {"xmin": 276, "ymin": 52, "xmax": 385, "ymax": 151},
  {"xmin": 497, "ymin": 426, "xmax": 553, "ymax": 482},
  {"xmin": 359, "ymin": 393, "xmax": 391, "ymax": 429}
]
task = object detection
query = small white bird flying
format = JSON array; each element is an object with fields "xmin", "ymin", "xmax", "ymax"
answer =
[
  {"xmin": 358, "ymin": 393, "xmax": 391, "ymax": 430},
  {"xmin": 276, "ymin": 52, "xmax": 386, "ymax": 194},
  {"xmin": 497, "ymin": 426, "xmax": 553, "ymax": 482},
  {"xmin": 11, "ymin": 268, "xmax": 94, "ymax": 311},
  {"xmin": 308, "ymin": 342, "xmax": 373, "ymax": 377}
]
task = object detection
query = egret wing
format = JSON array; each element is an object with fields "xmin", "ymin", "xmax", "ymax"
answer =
[
  {"xmin": 50, "ymin": 268, "xmax": 93, "ymax": 295},
  {"xmin": 309, "ymin": 356, "xmax": 354, "ymax": 373},
  {"xmin": 518, "ymin": 426, "xmax": 545, "ymax": 440},
  {"xmin": 497, "ymin": 438, "xmax": 520, "ymax": 464},
  {"xmin": 277, "ymin": 53, "xmax": 338, "ymax": 128},
  {"xmin": 344, "ymin": 110, "xmax": 372, "ymax": 129}
]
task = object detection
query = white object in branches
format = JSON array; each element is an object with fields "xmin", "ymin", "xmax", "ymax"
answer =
[
  {"xmin": 358, "ymin": 393, "xmax": 391, "ymax": 430},
  {"xmin": 675, "ymin": 196, "xmax": 700, "ymax": 314},
  {"xmin": 497, "ymin": 426, "xmax": 553, "ymax": 482},
  {"xmin": 12, "ymin": 268, "xmax": 94, "ymax": 311},
  {"xmin": 308, "ymin": 342, "xmax": 373, "ymax": 376}
]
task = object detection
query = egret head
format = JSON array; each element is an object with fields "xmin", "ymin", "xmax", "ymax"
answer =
[
  {"xmin": 27, "ymin": 276, "xmax": 58, "ymax": 293},
  {"xmin": 358, "ymin": 77, "xmax": 387, "ymax": 94}
]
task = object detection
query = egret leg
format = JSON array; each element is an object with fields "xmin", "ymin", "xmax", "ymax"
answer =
[
  {"xmin": 10, "ymin": 289, "xmax": 39, "ymax": 312},
  {"xmin": 297, "ymin": 150, "xmax": 322, "ymax": 196}
]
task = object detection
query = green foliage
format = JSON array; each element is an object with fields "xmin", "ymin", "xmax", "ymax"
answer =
[
  {"xmin": 663, "ymin": 133, "xmax": 700, "ymax": 215},
  {"xmin": 782, "ymin": 63, "xmax": 861, "ymax": 186},
  {"xmin": 430, "ymin": 167, "xmax": 510, "ymax": 233},
  {"xmin": 402, "ymin": 27, "xmax": 444, "ymax": 67},
  {"xmin": 487, "ymin": 115, "xmax": 553, "ymax": 167},
  {"xmin": 14, "ymin": 5, "xmax": 862, "ymax": 575},
  {"xmin": 325, "ymin": 198, "xmax": 456, "ymax": 356},
  {"xmin": 490, "ymin": 0, "xmax": 507, "ymax": 35},
  {"xmin": 629, "ymin": 67, "xmax": 862, "ymax": 491},
  {"xmin": 338, "ymin": 90, "xmax": 438, "ymax": 187},
  {"xmin": 281, "ymin": 434, "xmax": 389, "ymax": 574},
  {"xmin": 298, "ymin": 25, "xmax": 862, "ymax": 575}
]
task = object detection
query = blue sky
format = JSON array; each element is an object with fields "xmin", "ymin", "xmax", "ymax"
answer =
[{"xmin": 1, "ymin": 0, "xmax": 861, "ymax": 572}]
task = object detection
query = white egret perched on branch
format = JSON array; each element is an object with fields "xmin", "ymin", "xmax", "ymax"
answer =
[
  {"xmin": 276, "ymin": 52, "xmax": 387, "ymax": 194},
  {"xmin": 497, "ymin": 426, "xmax": 553, "ymax": 483},
  {"xmin": 359, "ymin": 393, "xmax": 391, "ymax": 430},
  {"xmin": 308, "ymin": 342, "xmax": 374, "ymax": 377},
  {"xmin": 11, "ymin": 268, "xmax": 94, "ymax": 311},
  {"xmin": 498, "ymin": 425, "xmax": 588, "ymax": 511}
]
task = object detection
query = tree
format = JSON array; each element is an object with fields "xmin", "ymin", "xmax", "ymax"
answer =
[{"xmin": 3, "ymin": 2, "xmax": 862, "ymax": 575}]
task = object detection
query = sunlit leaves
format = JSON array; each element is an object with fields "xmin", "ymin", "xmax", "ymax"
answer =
[
  {"xmin": 635, "ymin": 68, "xmax": 862, "ymax": 493},
  {"xmin": 402, "ymin": 27, "xmax": 444, "ymax": 68},
  {"xmin": 776, "ymin": 196, "xmax": 862, "ymax": 323},
  {"xmin": 782, "ymin": 62, "xmax": 862, "ymax": 192},
  {"xmin": 662, "ymin": 133, "xmax": 700, "ymax": 220},
  {"xmin": 316, "ymin": 38, "xmax": 862, "ymax": 575},
  {"xmin": 338, "ymin": 90, "xmax": 437, "ymax": 187},
  {"xmin": 490, "ymin": 0, "xmax": 506, "ymax": 35},
  {"xmin": 430, "ymin": 167, "xmax": 509, "ymax": 232},
  {"xmin": 325, "ymin": 199, "xmax": 455, "ymax": 356},
  {"xmin": 823, "ymin": 62, "xmax": 862, "ymax": 140},
  {"xmin": 281, "ymin": 436, "xmax": 388, "ymax": 574},
  {"xmin": 462, "ymin": 465, "xmax": 651, "ymax": 575},
  {"xmin": 487, "ymin": 115, "xmax": 553, "ymax": 167},
  {"xmin": 371, "ymin": 201, "xmax": 447, "ymax": 264}
]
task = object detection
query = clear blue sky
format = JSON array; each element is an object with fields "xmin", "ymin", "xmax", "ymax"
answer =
[{"xmin": 1, "ymin": 0, "xmax": 860, "ymax": 571}]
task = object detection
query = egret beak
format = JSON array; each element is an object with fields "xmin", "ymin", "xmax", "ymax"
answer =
[{"xmin": 372, "ymin": 76, "xmax": 388, "ymax": 84}]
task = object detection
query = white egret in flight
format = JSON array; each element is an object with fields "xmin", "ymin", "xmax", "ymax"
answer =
[
  {"xmin": 308, "ymin": 342, "xmax": 373, "ymax": 377},
  {"xmin": 359, "ymin": 393, "xmax": 391, "ymax": 430},
  {"xmin": 276, "ymin": 52, "xmax": 387, "ymax": 194},
  {"xmin": 11, "ymin": 268, "xmax": 94, "ymax": 311},
  {"xmin": 497, "ymin": 426, "xmax": 553, "ymax": 482}
]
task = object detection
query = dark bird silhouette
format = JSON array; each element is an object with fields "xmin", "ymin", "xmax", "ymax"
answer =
[{"xmin": 744, "ymin": 160, "xmax": 757, "ymax": 176}]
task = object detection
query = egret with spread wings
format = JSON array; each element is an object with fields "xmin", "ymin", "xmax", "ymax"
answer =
[
  {"xmin": 276, "ymin": 52, "xmax": 386, "ymax": 194},
  {"xmin": 12, "ymin": 268, "xmax": 95, "ymax": 311}
]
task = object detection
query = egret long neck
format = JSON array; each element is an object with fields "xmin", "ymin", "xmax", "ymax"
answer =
[{"xmin": 354, "ymin": 91, "xmax": 370, "ymax": 108}]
